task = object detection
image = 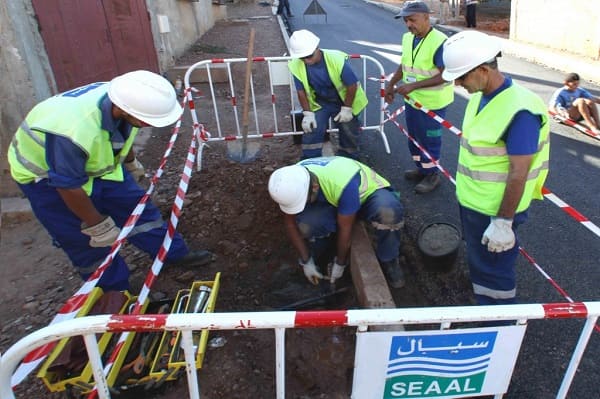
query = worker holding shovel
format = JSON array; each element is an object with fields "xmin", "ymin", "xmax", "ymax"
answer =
[
  {"xmin": 268, "ymin": 156, "xmax": 406, "ymax": 289},
  {"xmin": 288, "ymin": 30, "xmax": 368, "ymax": 160},
  {"xmin": 7, "ymin": 70, "xmax": 215, "ymax": 291}
]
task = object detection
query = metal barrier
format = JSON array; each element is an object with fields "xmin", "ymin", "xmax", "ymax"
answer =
[
  {"xmin": 1, "ymin": 302, "xmax": 598, "ymax": 399},
  {"xmin": 182, "ymin": 55, "xmax": 391, "ymax": 154}
]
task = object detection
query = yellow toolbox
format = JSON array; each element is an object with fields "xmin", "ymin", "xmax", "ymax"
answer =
[
  {"xmin": 37, "ymin": 288, "xmax": 148, "ymax": 393},
  {"xmin": 115, "ymin": 273, "xmax": 221, "ymax": 391}
]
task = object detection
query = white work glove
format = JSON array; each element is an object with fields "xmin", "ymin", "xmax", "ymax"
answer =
[
  {"xmin": 481, "ymin": 217, "xmax": 515, "ymax": 253},
  {"xmin": 329, "ymin": 257, "xmax": 346, "ymax": 284},
  {"xmin": 299, "ymin": 257, "xmax": 323, "ymax": 285},
  {"xmin": 333, "ymin": 106, "xmax": 353, "ymax": 123},
  {"xmin": 81, "ymin": 216, "xmax": 120, "ymax": 248},
  {"xmin": 124, "ymin": 158, "xmax": 145, "ymax": 181},
  {"xmin": 301, "ymin": 111, "xmax": 317, "ymax": 133}
]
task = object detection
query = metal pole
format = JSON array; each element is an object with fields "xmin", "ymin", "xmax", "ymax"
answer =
[
  {"xmin": 275, "ymin": 328, "xmax": 286, "ymax": 399},
  {"xmin": 556, "ymin": 316, "xmax": 599, "ymax": 398}
]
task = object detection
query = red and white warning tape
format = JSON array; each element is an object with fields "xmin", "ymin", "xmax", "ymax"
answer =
[
  {"xmin": 11, "ymin": 93, "xmax": 190, "ymax": 388},
  {"xmin": 86, "ymin": 91, "xmax": 197, "ymax": 398},
  {"xmin": 541, "ymin": 187, "xmax": 600, "ymax": 237},
  {"xmin": 384, "ymin": 107, "xmax": 456, "ymax": 185},
  {"xmin": 548, "ymin": 110, "xmax": 600, "ymax": 140}
]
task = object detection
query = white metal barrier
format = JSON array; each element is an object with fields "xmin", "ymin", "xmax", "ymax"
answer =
[
  {"xmin": 182, "ymin": 55, "xmax": 391, "ymax": 153},
  {"xmin": 1, "ymin": 302, "xmax": 598, "ymax": 399}
]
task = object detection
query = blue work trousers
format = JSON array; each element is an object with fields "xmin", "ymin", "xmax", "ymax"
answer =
[
  {"xmin": 405, "ymin": 104, "xmax": 445, "ymax": 174},
  {"xmin": 296, "ymin": 188, "xmax": 403, "ymax": 262},
  {"xmin": 18, "ymin": 170, "xmax": 189, "ymax": 291},
  {"xmin": 459, "ymin": 205, "xmax": 528, "ymax": 305},
  {"xmin": 302, "ymin": 102, "xmax": 361, "ymax": 160}
]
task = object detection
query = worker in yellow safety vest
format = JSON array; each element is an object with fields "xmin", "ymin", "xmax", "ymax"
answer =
[
  {"xmin": 268, "ymin": 156, "xmax": 406, "ymax": 288},
  {"xmin": 442, "ymin": 31, "xmax": 549, "ymax": 307},
  {"xmin": 385, "ymin": 0, "xmax": 454, "ymax": 194},
  {"xmin": 288, "ymin": 29, "xmax": 368, "ymax": 160},
  {"xmin": 8, "ymin": 71, "xmax": 215, "ymax": 291}
]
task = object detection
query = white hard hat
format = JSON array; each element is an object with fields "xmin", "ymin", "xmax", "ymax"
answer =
[
  {"xmin": 442, "ymin": 31, "xmax": 502, "ymax": 81},
  {"xmin": 108, "ymin": 70, "xmax": 183, "ymax": 127},
  {"xmin": 289, "ymin": 29, "xmax": 320, "ymax": 58},
  {"xmin": 268, "ymin": 165, "xmax": 310, "ymax": 215}
]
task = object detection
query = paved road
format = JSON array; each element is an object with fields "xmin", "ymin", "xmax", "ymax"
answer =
[{"xmin": 286, "ymin": 0, "xmax": 600, "ymax": 398}]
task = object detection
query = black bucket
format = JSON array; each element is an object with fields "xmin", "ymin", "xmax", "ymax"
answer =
[{"xmin": 417, "ymin": 218, "xmax": 462, "ymax": 273}]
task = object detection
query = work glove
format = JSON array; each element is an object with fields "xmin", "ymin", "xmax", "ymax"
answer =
[
  {"xmin": 301, "ymin": 111, "xmax": 317, "ymax": 133},
  {"xmin": 81, "ymin": 216, "xmax": 121, "ymax": 248},
  {"xmin": 124, "ymin": 158, "xmax": 146, "ymax": 182},
  {"xmin": 333, "ymin": 106, "xmax": 353, "ymax": 123},
  {"xmin": 329, "ymin": 257, "xmax": 346, "ymax": 284},
  {"xmin": 481, "ymin": 217, "xmax": 515, "ymax": 253},
  {"xmin": 299, "ymin": 257, "xmax": 323, "ymax": 285}
]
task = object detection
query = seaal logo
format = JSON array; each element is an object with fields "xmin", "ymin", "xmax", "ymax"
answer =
[{"xmin": 384, "ymin": 331, "xmax": 497, "ymax": 398}]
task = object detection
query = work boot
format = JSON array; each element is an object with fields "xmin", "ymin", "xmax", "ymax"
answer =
[
  {"xmin": 404, "ymin": 169, "xmax": 424, "ymax": 181},
  {"xmin": 380, "ymin": 258, "xmax": 405, "ymax": 289},
  {"xmin": 415, "ymin": 173, "xmax": 441, "ymax": 194},
  {"xmin": 168, "ymin": 250, "xmax": 216, "ymax": 268}
]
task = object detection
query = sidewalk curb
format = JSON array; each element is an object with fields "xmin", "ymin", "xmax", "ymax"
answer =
[{"xmin": 0, "ymin": 197, "xmax": 33, "ymax": 227}]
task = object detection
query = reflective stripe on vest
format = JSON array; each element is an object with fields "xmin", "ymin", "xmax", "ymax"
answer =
[
  {"xmin": 299, "ymin": 157, "xmax": 390, "ymax": 207},
  {"xmin": 456, "ymin": 83, "xmax": 550, "ymax": 215},
  {"xmin": 400, "ymin": 29, "xmax": 454, "ymax": 109},
  {"xmin": 288, "ymin": 49, "xmax": 368, "ymax": 115}
]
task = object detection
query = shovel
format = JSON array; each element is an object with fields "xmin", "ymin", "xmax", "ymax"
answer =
[{"xmin": 227, "ymin": 28, "xmax": 261, "ymax": 162}]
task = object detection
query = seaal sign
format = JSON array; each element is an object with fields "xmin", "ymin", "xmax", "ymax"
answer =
[{"xmin": 383, "ymin": 331, "xmax": 497, "ymax": 398}]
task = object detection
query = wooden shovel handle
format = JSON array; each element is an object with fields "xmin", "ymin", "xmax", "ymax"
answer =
[{"xmin": 241, "ymin": 28, "xmax": 255, "ymax": 138}]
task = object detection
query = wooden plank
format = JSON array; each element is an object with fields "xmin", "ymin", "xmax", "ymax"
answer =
[{"xmin": 350, "ymin": 222, "xmax": 404, "ymax": 331}]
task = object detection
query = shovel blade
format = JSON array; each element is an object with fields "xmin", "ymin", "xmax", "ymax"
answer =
[{"xmin": 226, "ymin": 140, "xmax": 261, "ymax": 163}]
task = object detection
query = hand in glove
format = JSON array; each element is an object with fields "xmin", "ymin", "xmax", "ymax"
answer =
[
  {"xmin": 299, "ymin": 257, "xmax": 323, "ymax": 285},
  {"xmin": 329, "ymin": 258, "xmax": 346, "ymax": 284},
  {"xmin": 81, "ymin": 216, "xmax": 120, "ymax": 248},
  {"xmin": 481, "ymin": 217, "xmax": 515, "ymax": 253},
  {"xmin": 125, "ymin": 158, "xmax": 146, "ymax": 182},
  {"xmin": 301, "ymin": 111, "xmax": 317, "ymax": 133},
  {"xmin": 333, "ymin": 106, "xmax": 353, "ymax": 123}
]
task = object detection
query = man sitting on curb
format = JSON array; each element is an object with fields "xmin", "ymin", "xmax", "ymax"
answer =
[
  {"xmin": 268, "ymin": 156, "xmax": 406, "ymax": 288},
  {"xmin": 549, "ymin": 72, "xmax": 600, "ymax": 134}
]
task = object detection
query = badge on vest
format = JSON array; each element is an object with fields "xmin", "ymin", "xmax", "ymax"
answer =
[{"xmin": 405, "ymin": 75, "xmax": 417, "ymax": 83}]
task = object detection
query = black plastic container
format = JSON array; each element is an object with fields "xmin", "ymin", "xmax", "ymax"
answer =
[{"xmin": 417, "ymin": 219, "xmax": 462, "ymax": 273}]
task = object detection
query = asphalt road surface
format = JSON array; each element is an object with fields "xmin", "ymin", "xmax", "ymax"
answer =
[{"xmin": 286, "ymin": 0, "xmax": 600, "ymax": 398}]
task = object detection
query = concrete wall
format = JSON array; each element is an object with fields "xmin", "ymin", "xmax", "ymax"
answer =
[
  {"xmin": 146, "ymin": 0, "xmax": 227, "ymax": 71},
  {"xmin": 0, "ymin": 0, "xmax": 55, "ymax": 197},
  {"xmin": 0, "ymin": 0, "xmax": 226, "ymax": 197},
  {"xmin": 511, "ymin": 0, "xmax": 600, "ymax": 60}
]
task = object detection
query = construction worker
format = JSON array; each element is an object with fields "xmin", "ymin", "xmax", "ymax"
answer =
[
  {"xmin": 385, "ymin": 1, "xmax": 454, "ymax": 193},
  {"xmin": 442, "ymin": 31, "xmax": 550, "ymax": 305},
  {"xmin": 7, "ymin": 70, "xmax": 215, "ymax": 291},
  {"xmin": 288, "ymin": 29, "xmax": 368, "ymax": 160},
  {"xmin": 268, "ymin": 156, "xmax": 405, "ymax": 288}
]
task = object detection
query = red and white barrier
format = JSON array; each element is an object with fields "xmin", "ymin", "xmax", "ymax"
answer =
[
  {"xmin": 1, "ymin": 302, "xmax": 599, "ymax": 399},
  {"xmin": 183, "ymin": 55, "xmax": 392, "ymax": 155}
]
